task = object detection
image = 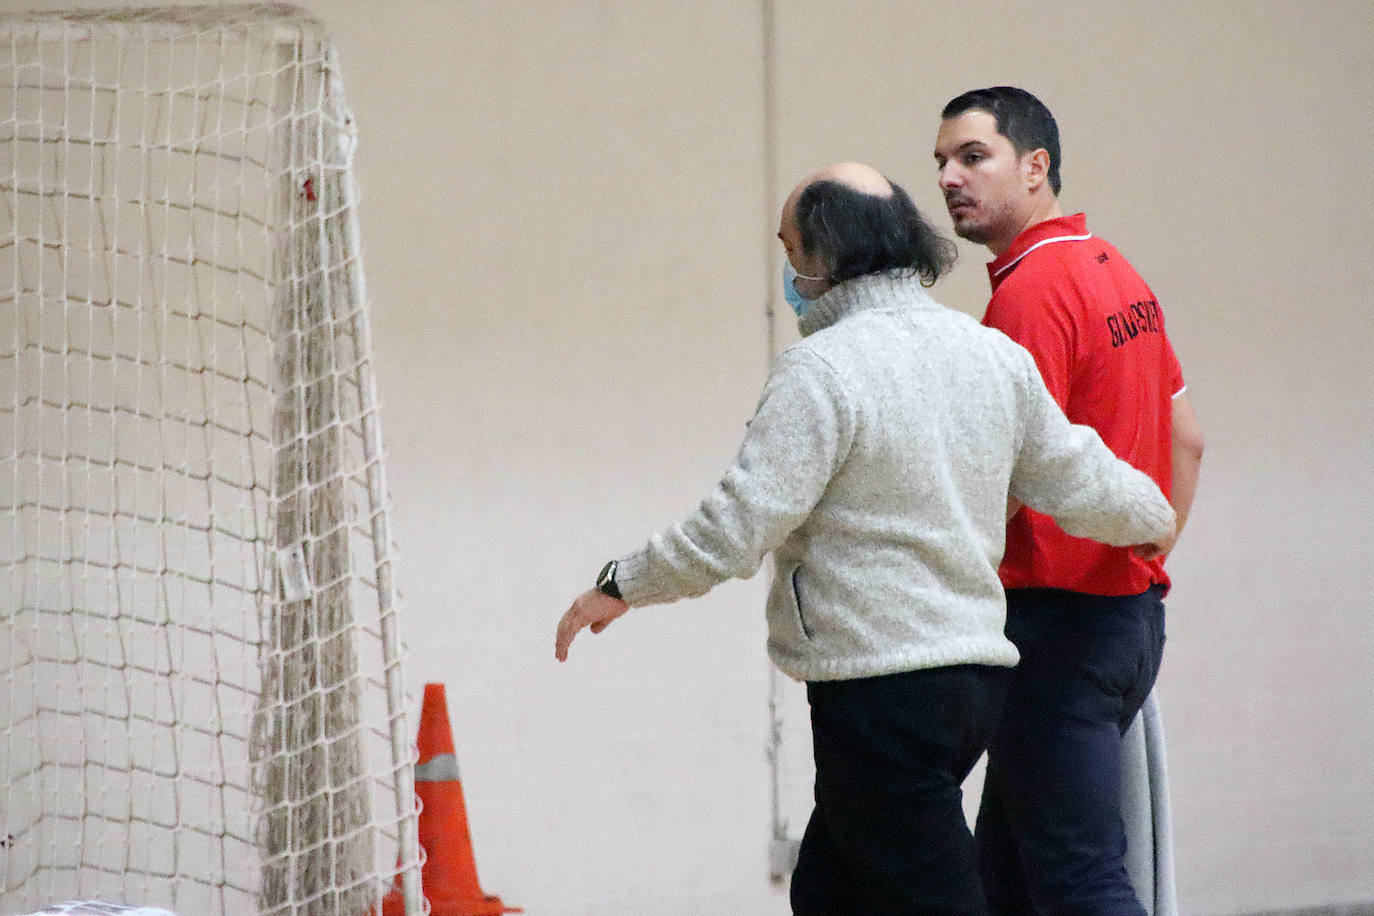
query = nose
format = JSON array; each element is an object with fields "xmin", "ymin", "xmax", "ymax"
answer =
[{"xmin": 938, "ymin": 161, "xmax": 962, "ymax": 191}]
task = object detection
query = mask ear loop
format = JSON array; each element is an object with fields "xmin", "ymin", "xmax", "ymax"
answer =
[
  {"xmin": 782, "ymin": 261, "xmax": 815, "ymax": 316},
  {"xmin": 793, "ymin": 267, "xmax": 829, "ymax": 305},
  {"xmin": 785, "ymin": 261, "xmax": 828, "ymax": 292}
]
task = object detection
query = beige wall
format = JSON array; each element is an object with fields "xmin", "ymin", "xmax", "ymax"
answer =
[
  {"xmin": 9, "ymin": 1, "xmax": 1371, "ymax": 914},
  {"xmin": 343, "ymin": 4, "xmax": 1374, "ymax": 911}
]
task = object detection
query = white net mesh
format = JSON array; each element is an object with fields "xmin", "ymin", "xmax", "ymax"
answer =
[{"xmin": 0, "ymin": 5, "xmax": 421, "ymax": 914}]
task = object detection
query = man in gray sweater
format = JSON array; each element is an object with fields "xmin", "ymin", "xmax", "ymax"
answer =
[{"xmin": 554, "ymin": 162, "xmax": 1175, "ymax": 915}]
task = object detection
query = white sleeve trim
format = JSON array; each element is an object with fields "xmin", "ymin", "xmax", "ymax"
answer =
[{"xmin": 1171, "ymin": 384, "xmax": 1187, "ymax": 399}]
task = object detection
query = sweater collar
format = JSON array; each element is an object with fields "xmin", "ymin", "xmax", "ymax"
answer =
[
  {"xmin": 986, "ymin": 213, "xmax": 1091, "ymax": 292},
  {"xmin": 797, "ymin": 270, "xmax": 940, "ymax": 337}
]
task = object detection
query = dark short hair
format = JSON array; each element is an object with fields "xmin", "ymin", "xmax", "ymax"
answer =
[
  {"xmin": 942, "ymin": 86, "xmax": 1062, "ymax": 195},
  {"xmin": 795, "ymin": 178, "xmax": 956, "ymax": 287}
]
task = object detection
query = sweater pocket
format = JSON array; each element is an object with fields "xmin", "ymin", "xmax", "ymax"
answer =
[{"xmin": 790, "ymin": 566, "xmax": 813, "ymax": 639}]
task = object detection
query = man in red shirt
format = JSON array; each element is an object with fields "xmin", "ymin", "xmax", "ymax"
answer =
[{"xmin": 934, "ymin": 87, "xmax": 1205, "ymax": 915}]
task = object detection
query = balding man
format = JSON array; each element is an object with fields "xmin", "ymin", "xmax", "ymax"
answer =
[{"xmin": 555, "ymin": 163, "xmax": 1176, "ymax": 915}]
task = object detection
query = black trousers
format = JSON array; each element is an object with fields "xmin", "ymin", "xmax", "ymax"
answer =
[
  {"xmin": 791, "ymin": 664, "xmax": 1012, "ymax": 916},
  {"xmin": 975, "ymin": 586, "xmax": 1166, "ymax": 916}
]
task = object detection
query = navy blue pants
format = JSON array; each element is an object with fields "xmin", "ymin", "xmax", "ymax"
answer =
[
  {"xmin": 791, "ymin": 664, "xmax": 1012, "ymax": 916},
  {"xmin": 975, "ymin": 586, "xmax": 1166, "ymax": 916}
]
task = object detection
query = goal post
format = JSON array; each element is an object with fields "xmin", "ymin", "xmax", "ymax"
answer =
[{"xmin": 0, "ymin": 5, "xmax": 421, "ymax": 914}]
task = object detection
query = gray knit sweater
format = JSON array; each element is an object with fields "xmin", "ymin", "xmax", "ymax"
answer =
[{"xmin": 615, "ymin": 271, "xmax": 1175, "ymax": 682}]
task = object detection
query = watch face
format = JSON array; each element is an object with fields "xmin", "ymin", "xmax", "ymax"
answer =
[{"xmin": 597, "ymin": 560, "xmax": 621, "ymax": 599}]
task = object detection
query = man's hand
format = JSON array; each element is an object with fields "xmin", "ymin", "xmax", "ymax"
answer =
[
  {"xmin": 555, "ymin": 588, "xmax": 630, "ymax": 662},
  {"xmin": 1131, "ymin": 517, "xmax": 1178, "ymax": 561}
]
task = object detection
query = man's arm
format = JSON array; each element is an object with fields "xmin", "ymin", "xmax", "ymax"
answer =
[
  {"xmin": 1169, "ymin": 391, "xmax": 1204, "ymax": 541},
  {"xmin": 610, "ymin": 349, "xmax": 855, "ymax": 607},
  {"xmin": 1008, "ymin": 352, "xmax": 1176, "ymax": 550},
  {"xmin": 1126, "ymin": 390, "xmax": 1205, "ymax": 559},
  {"xmin": 554, "ymin": 349, "xmax": 855, "ymax": 660}
]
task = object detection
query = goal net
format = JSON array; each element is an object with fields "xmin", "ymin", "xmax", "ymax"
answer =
[{"xmin": 0, "ymin": 5, "xmax": 421, "ymax": 914}]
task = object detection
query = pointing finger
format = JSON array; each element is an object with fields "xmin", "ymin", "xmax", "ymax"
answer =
[{"xmin": 555, "ymin": 606, "xmax": 583, "ymax": 662}]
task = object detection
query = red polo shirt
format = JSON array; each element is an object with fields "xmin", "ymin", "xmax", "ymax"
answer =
[{"xmin": 983, "ymin": 214, "xmax": 1184, "ymax": 596}]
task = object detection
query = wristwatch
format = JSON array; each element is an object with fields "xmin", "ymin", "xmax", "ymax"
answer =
[{"xmin": 596, "ymin": 559, "xmax": 622, "ymax": 601}]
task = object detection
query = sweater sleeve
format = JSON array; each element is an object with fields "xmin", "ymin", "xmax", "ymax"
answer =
[
  {"xmin": 614, "ymin": 348, "xmax": 855, "ymax": 607},
  {"xmin": 1008, "ymin": 348, "xmax": 1175, "ymax": 546}
]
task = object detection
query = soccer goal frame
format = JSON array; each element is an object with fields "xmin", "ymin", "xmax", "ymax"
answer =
[{"xmin": 1, "ymin": 5, "xmax": 421, "ymax": 913}]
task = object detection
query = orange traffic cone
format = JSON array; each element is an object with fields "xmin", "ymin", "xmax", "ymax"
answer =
[{"xmin": 382, "ymin": 683, "xmax": 520, "ymax": 915}]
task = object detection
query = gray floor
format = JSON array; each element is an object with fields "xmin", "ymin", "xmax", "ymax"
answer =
[{"xmin": 1244, "ymin": 905, "xmax": 1374, "ymax": 916}]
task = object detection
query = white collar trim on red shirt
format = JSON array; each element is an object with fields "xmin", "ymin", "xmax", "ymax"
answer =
[{"xmin": 992, "ymin": 232, "xmax": 1094, "ymax": 278}]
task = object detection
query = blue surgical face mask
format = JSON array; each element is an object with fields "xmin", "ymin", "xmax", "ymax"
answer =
[{"xmin": 783, "ymin": 260, "xmax": 827, "ymax": 317}]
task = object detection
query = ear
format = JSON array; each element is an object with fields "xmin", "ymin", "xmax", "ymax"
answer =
[{"xmin": 1024, "ymin": 147, "xmax": 1052, "ymax": 193}]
